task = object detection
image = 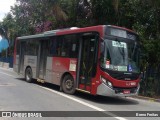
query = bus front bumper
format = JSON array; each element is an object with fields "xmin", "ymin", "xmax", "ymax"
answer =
[{"xmin": 96, "ymin": 83, "xmax": 140, "ymax": 97}]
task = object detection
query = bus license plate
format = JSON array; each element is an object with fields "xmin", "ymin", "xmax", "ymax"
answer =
[{"xmin": 123, "ymin": 90, "xmax": 130, "ymax": 94}]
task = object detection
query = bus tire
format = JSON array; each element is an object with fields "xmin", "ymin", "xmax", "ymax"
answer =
[
  {"xmin": 62, "ymin": 75, "xmax": 76, "ymax": 94},
  {"xmin": 25, "ymin": 67, "xmax": 33, "ymax": 83}
]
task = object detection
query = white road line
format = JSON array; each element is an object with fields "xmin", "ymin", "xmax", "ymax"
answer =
[
  {"xmin": 38, "ymin": 86, "xmax": 127, "ymax": 120},
  {"xmin": 0, "ymin": 71, "xmax": 15, "ymax": 77},
  {"xmin": 0, "ymin": 70, "xmax": 127, "ymax": 120}
]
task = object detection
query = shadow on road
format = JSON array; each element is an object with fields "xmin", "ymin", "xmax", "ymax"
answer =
[
  {"xmin": 15, "ymin": 78, "xmax": 26, "ymax": 82},
  {"xmin": 38, "ymin": 82, "xmax": 139, "ymax": 105},
  {"xmin": 74, "ymin": 92, "xmax": 139, "ymax": 105}
]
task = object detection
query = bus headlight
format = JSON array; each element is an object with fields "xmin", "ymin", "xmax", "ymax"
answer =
[
  {"xmin": 101, "ymin": 77, "xmax": 113, "ymax": 88},
  {"xmin": 106, "ymin": 81, "xmax": 113, "ymax": 88},
  {"xmin": 107, "ymin": 81, "xmax": 112, "ymax": 88},
  {"xmin": 101, "ymin": 77, "xmax": 106, "ymax": 84}
]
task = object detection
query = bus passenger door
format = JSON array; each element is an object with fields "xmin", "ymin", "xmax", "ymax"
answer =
[
  {"xmin": 38, "ymin": 40, "xmax": 48, "ymax": 79},
  {"xmin": 78, "ymin": 33, "xmax": 98, "ymax": 92}
]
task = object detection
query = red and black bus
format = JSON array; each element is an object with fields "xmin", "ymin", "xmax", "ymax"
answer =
[{"xmin": 14, "ymin": 25, "xmax": 141, "ymax": 96}]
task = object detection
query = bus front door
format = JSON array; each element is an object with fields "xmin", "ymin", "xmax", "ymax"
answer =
[
  {"xmin": 78, "ymin": 33, "xmax": 98, "ymax": 92},
  {"xmin": 38, "ymin": 40, "xmax": 48, "ymax": 79}
]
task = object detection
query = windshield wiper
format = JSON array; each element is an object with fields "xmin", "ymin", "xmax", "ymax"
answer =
[{"xmin": 131, "ymin": 42, "xmax": 137, "ymax": 59}]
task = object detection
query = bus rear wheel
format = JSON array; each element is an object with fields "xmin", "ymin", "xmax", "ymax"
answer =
[
  {"xmin": 62, "ymin": 75, "xmax": 76, "ymax": 94},
  {"xmin": 25, "ymin": 67, "xmax": 33, "ymax": 83}
]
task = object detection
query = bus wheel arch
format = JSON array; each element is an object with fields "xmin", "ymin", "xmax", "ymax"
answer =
[
  {"xmin": 25, "ymin": 66, "xmax": 33, "ymax": 83},
  {"xmin": 60, "ymin": 72, "xmax": 76, "ymax": 94}
]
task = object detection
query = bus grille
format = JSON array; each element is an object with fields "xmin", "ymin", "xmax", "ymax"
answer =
[
  {"xmin": 110, "ymin": 73, "xmax": 139, "ymax": 80},
  {"xmin": 113, "ymin": 87, "xmax": 137, "ymax": 94}
]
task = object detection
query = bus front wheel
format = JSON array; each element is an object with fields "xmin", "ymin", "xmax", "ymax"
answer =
[
  {"xmin": 62, "ymin": 75, "xmax": 76, "ymax": 94},
  {"xmin": 25, "ymin": 67, "xmax": 33, "ymax": 83}
]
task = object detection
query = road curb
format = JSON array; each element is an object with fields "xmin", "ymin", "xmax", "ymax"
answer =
[
  {"xmin": 132, "ymin": 95, "xmax": 160, "ymax": 103},
  {"xmin": 0, "ymin": 66, "xmax": 13, "ymax": 71},
  {"xmin": 0, "ymin": 62, "xmax": 9, "ymax": 69}
]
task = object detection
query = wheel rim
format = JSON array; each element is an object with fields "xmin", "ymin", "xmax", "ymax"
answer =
[
  {"xmin": 26, "ymin": 69, "xmax": 31, "ymax": 80},
  {"xmin": 65, "ymin": 79, "xmax": 73, "ymax": 90}
]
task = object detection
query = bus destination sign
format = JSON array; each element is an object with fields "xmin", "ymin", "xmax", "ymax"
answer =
[{"xmin": 106, "ymin": 27, "xmax": 137, "ymax": 40}]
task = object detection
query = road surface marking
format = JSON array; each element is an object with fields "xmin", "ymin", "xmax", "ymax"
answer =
[
  {"xmin": 38, "ymin": 86, "xmax": 127, "ymax": 120},
  {"xmin": 0, "ymin": 71, "xmax": 127, "ymax": 120},
  {"xmin": 0, "ymin": 71, "xmax": 15, "ymax": 77},
  {"xmin": 0, "ymin": 83, "xmax": 16, "ymax": 86}
]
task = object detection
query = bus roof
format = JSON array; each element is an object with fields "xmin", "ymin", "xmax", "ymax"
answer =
[
  {"xmin": 17, "ymin": 25, "xmax": 136, "ymax": 40},
  {"xmin": 17, "ymin": 25, "xmax": 103, "ymax": 40},
  {"xmin": 17, "ymin": 30, "xmax": 57, "ymax": 40}
]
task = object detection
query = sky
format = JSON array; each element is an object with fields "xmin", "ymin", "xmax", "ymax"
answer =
[{"xmin": 0, "ymin": 0, "xmax": 16, "ymax": 21}]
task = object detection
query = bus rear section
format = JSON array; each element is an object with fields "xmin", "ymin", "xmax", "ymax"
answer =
[{"xmin": 13, "ymin": 25, "xmax": 141, "ymax": 97}]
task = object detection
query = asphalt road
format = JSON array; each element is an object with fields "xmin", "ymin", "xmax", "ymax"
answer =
[{"xmin": 0, "ymin": 67, "xmax": 160, "ymax": 120}]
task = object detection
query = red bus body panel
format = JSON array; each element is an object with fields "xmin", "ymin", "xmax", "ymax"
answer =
[
  {"xmin": 56, "ymin": 25, "xmax": 104, "ymax": 37},
  {"xmin": 52, "ymin": 57, "xmax": 77, "ymax": 81}
]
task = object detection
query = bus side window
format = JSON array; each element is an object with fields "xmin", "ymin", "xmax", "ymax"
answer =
[
  {"xmin": 49, "ymin": 38, "xmax": 57, "ymax": 56},
  {"xmin": 48, "ymin": 35, "xmax": 79, "ymax": 58},
  {"xmin": 63, "ymin": 34, "xmax": 79, "ymax": 58},
  {"xmin": 70, "ymin": 35, "xmax": 79, "ymax": 58},
  {"xmin": 56, "ymin": 38, "xmax": 63, "ymax": 56},
  {"xmin": 16, "ymin": 40, "xmax": 20, "ymax": 55},
  {"xmin": 25, "ymin": 40, "xmax": 38, "ymax": 55},
  {"xmin": 55, "ymin": 35, "xmax": 79, "ymax": 58},
  {"xmin": 61, "ymin": 37, "xmax": 69, "ymax": 57}
]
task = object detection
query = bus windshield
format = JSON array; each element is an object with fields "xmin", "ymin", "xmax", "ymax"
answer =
[{"xmin": 100, "ymin": 39, "xmax": 140, "ymax": 73}]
